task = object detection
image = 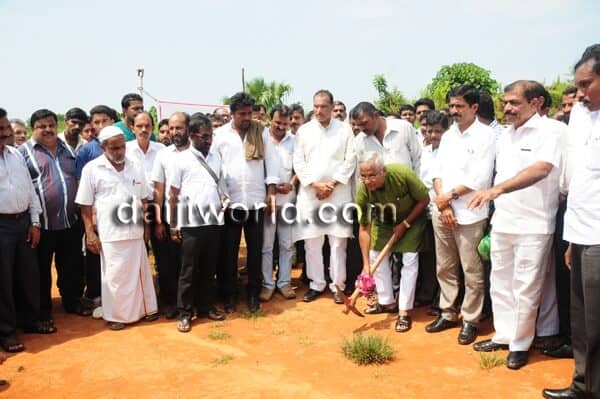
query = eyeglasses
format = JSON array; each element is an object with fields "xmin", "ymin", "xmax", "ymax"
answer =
[{"xmin": 360, "ymin": 173, "xmax": 380, "ymax": 182}]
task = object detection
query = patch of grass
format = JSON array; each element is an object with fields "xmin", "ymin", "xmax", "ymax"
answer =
[
  {"xmin": 210, "ymin": 321, "xmax": 226, "ymax": 329},
  {"xmin": 272, "ymin": 328, "xmax": 286, "ymax": 336},
  {"xmin": 298, "ymin": 335, "xmax": 314, "ymax": 347},
  {"xmin": 342, "ymin": 334, "xmax": 395, "ymax": 365},
  {"xmin": 210, "ymin": 354, "xmax": 235, "ymax": 367},
  {"xmin": 478, "ymin": 352, "xmax": 507, "ymax": 370},
  {"xmin": 208, "ymin": 331, "xmax": 231, "ymax": 341},
  {"xmin": 241, "ymin": 309, "xmax": 266, "ymax": 320}
]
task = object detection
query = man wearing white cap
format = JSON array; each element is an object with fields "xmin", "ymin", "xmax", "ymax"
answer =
[{"xmin": 75, "ymin": 126, "xmax": 158, "ymax": 330}]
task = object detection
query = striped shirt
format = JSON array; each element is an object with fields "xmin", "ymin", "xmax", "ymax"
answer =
[{"xmin": 19, "ymin": 138, "xmax": 79, "ymax": 230}]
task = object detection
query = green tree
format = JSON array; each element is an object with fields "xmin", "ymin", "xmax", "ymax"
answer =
[
  {"xmin": 422, "ymin": 62, "xmax": 501, "ymax": 109},
  {"xmin": 545, "ymin": 75, "xmax": 574, "ymax": 116},
  {"xmin": 372, "ymin": 74, "xmax": 407, "ymax": 115},
  {"xmin": 222, "ymin": 77, "xmax": 293, "ymax": 115}
]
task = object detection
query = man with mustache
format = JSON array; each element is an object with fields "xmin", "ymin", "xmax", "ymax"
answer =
[
  {"xmin": 469, "ymin": 80, "xmax": 564, "ymax": 370},
  {"xmin": 426, "ymin": 85, "xmax": 495, "ymax": 346},
  {"xmin": 76, "ymin": 126, "xmax": 158, "ymax": 330},
  {"xmin": 9, "ymin": 119, "xmax": 27, "ymax": 147},
  {"xmin": 20, "ymin": 109, "xmax": 86, "ymax": 329},
  {"xmin": 150, "ymin": 112, "xmax": 190, "ymax": 319},
  {"xmin": 543, "ymin": 43, "xmax": 600, "ymax": 399},
  {"xmin": 59, "ymin": 108, "xmax": 87, "ymax": 153},
  {"xmin": 126, "ymin": 112, "xmax": 165, "ymax": 197}
]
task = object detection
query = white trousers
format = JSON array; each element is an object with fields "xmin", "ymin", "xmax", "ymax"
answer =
[
  {"xmin": 305, "ymin": 235, "xmax": 347, "ymax": 292},
  {"xmin": 490, "ymin": 232, "xmax": 553, "ymax": 351},
  {"xmin": 372, "ymin": 250, "xmax": 419, "ymax": 311},
  {"xmin": 261, "ymin": 211, "xmax": 294, "ymax": 290},
  {"xmin": 536, "ymin": 248, "xmax": 560, "ymax": 336}
]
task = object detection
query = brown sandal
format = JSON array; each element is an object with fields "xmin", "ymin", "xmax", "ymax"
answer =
[{"xmin": 395, "ymin": 315, "xmax": 412, "ymax": 333}]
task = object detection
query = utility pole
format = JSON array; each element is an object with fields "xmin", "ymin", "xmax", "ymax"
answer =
[
  {"xmin": 241, "ymin": 67, "xmax": 245, "ymax": 92},
  {"xmin": 137, "ymin": 67, "xmax": 144, "ymax": 98}
]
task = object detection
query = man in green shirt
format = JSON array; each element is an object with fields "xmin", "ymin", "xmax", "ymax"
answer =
[{"xmin": 356, "ymin": 151, "xmax": 430, "ymax": 332}]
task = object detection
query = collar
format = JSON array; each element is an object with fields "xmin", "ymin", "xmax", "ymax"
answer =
[
  {"xmin": 513, "ymin": 112, "xmax": 541, "ymax": 133},
  {"xmin": 269, "ymin": 130, "xmax": 292, "ymax": 144},
  {"xmin": 98, "ymin": 153, "xmax": 131, "ymax": 172},
  {"xmin": 30, "ymin": 136, "xmax": 73, "ymax": 156}
]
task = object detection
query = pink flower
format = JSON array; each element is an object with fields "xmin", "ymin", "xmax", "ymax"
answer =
[{"xmin": 356, "ymin": 273, "xmax": 376, "ymax": 296}]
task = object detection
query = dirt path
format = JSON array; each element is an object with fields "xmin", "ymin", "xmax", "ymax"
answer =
[{"xmin": 0, "ymin": 274, "xmax": 571, "ymax": 399}]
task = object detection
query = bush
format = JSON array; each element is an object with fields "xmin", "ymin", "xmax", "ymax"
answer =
[{"xmin": 342, "ymin": 334, "xmax": 395, "ymax": 365}]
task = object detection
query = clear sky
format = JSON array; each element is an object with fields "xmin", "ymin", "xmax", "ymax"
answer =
[{"xmin": 1, "ymin": 0, "xmax": 598, "ymax": 120}]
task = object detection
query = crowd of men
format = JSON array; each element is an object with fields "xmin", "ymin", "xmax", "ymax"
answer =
[{"xmin": 0, "ymin": 43, "xmax": 598, "ymax": 399}]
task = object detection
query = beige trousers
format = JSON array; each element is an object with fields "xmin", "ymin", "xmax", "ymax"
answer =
[{"xmin": 432, "ymin": 208, "xmax": 487, "ymax": 325}]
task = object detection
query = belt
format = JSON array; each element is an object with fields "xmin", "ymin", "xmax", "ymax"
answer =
[{"xmin": 0, "ymin": 211, "xmax": 29, "ymax": 220}]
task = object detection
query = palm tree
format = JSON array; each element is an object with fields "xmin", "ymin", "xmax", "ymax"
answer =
[{"xmin": 223, "ymin": 78, "xmax": 293, "ymax": 115}]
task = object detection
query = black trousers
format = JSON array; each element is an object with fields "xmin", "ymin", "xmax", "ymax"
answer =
[
  {"xmin": 554, "ymin": 202, "xmax": 571, "ymax": 337},
  {"xmin": 570, "ymin": 244, "xmax": 600, "ymax": 397},
  {"xmin": 150, "ymin": 222, "xmax": 181, "ymax": 309},
  {"xmin": 38, "ymin": 220, "xmax": 84, "ymax": 319},
  {"xmin": 218, "ymin": 209, "xmax": 264, "ymax": 300},
  {"xmin": 345, "ymin": 218, "xmax": 362, "ymax": 292},
  {"xmin": 415, "ymin": 220, "xmax": 440, "ymax": 306},
  {"xmin": 84, "ymin": 251, "xmax": 101, "ymax": 300},
  {"xmin": 178, "ymin": 225, "xmax": 222, "ymax": 317},
  {"xmin": 0, "ymin": 216, "xmax": 40, "ymax": 339}
]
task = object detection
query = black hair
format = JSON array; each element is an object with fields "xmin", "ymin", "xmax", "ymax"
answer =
[
  {"xmin": 188, "ymin": 114, "xmax": 212, "ymax": 134},
  {"xmin": 0, "ymin": 108, "xmax": 6, "ymax": 119},
  {"xmin": 170, "ymin": 112, "xmax": 191, "ymax": 128},
  {"xmin": 504, "ymin": 80, "xmax": 545, "ymax": 102},
  {"xmin": 414, "ymin": 98, "xmax": 435, "ymax": 111},
  {"xmin": 333, "ymin": 100, "xmax": 346, "ymax": 110},
  {"xmin": 290, "ymin": 103, "xmax": 305, "ymax": 116},
  {"xmin": 349, "ymin": 102, "xmax": 379, "ymax": 119},
  {"xmin": 387, "ymin": 112, "xmax": 402, "ymax": 119},
  {"xmin": 542, "ymin": 88, "xmax": 552, "ymax": 109},
  {"xmin": 90, "ymin": 105, "xmax": 119, "ymax": 122},
  {"xmin": 121, "ymin": 93, "xmax": 143, "ymax": 109},
  {"xmin": 313, "ymin": 89, "xmax": 334, "ymax": 104},
  {"xmin": 477, "ymin": 92, "xmax": 496, "ymax": 121},
  {"xmin": 562, "ymin": 86, "xmax": 578, "ymax": 97},
  {"xmin": 574, "ymin": 43, "xmax": 600, "ymax": 75},
  {"xmin": 30, "ymin": 109, "xmax": 57, "ymax": 128},
  {"xmin": 425, "ymin": 110, "xmax": 450, "ymax": 130},
  {"xmin": 305, "ymin": 110, "xmax": 314, "ymax": 121},
  {"xmin": 134, "ymin": 111, "xmax": 154, "ymax": 126},
  {"xmin": 446, "ymin": 85, "xmax": 480, "ymax": 106},
  {"xmin": 252, "ymin": 104, "xmax": 266, "ymax": 112},
  {"xmin": 65, "ymin": 107, "xmax": 89, "ymax": 122},
  {"xmin": 399, "ymin": 104, "xmax": 415, "ymax": 113},
  {"xmin": 269, "ymin": 104, "xmax": 291, "ymax": 119},
  {"xmin": 158, "ymin": 118, "xmax": 169, "ymax": 129},
  {"xmin": 229, "ymin": 92, "xmax": 255, "ymax": 113}
]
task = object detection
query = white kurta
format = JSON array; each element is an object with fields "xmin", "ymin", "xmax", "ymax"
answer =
[
  {"xmin": 75, "ymin": 155, "xmax": 158, "ymax": 323},
  {"xmin": 293, "ymin": 118, "xmax": 356, "ymax": 241}
]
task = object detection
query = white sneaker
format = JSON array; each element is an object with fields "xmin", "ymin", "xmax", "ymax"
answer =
[{"xmin": 92, "ymin": 306, "xmax": 103, "ymax": 319}]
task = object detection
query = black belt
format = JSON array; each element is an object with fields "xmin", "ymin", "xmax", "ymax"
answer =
[{"xmin": 0, "ymin": 211, "xmax": 29, "ymax": 220}]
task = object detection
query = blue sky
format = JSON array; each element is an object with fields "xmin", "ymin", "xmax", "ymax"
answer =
[{"xmin": 1, "ymin": 0, "xmax": 598, "ymax": 120}]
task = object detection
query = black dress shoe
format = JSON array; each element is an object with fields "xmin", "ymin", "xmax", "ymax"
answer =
[
  {"xmin": 542, "ymin": 387, "xmax": 585, "ymax": 399},
  {"xmin": 543, "ymin": 343, "xmax": 573, "ymax": 359},
  {"xmin": 333, "ymin": 291, "xmax": 344, "ymax": 304},
  {"xmin": 247, "ymin": 296, "xmax": 260, "ymax": 313},
  {"xmin": 177, "ymin": 316, "xmax": 191, "ymax": 333},
  {"xmin": 164, "ymin": 306, "xmax": 178, "ymax": 320},
  {"xmin": 506, "ymin": 351, "xmax": 529, "ymax": 370},
  {"xmin": 303, "ymin": 289, "xmax": 324, "ymax": 302},
  {"xmin": 224, "ymin": 298, "xmax": 236, "ymax": 314},
  {"xmin": 458, "ymin": 322, "xmax": 478, "ymax": 345},
  {"xmin": 198, "ymin": 309, "xmax": 226, "ymax": 321},
  {"xmin": 473, "ymin": 339, "xmax": 509, "ymax": 352},
  {"xmin": 425, "ymin": 316, "xmax": 458, "ymax": 333},
  {"xmin": 364, "ymin": 303, "xmax": 396, "ymax": 315}
]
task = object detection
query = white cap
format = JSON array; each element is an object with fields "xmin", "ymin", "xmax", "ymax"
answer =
[{"xmin": 98, "ymin": 126, "xmax": 124, "ymax": 143}]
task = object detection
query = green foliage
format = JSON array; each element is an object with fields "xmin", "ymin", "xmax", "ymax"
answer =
[
  {"xmin": 423, "ymin": 63, "xmax": 501, "ymax": 109},
  {"xmin": 372, "ymin": 74, "xmax": 408, "ymax": 115},
  {"xmin": 479, "ymin": 353, "xmax": 507, "ymax": 370},
  {"xmin": 342, "ymin": 334, "xmax": 395, "ymax": 365},
  {"xmin": 209, "ymin": 354, "xmax": 235, "ymax": 367},
  {"xmin": 220, "ymin": 77, "xmax": 293, "ymax": 115},
  {"xmin": 147, "ymin": 106, "xmax": 158, "ymax": 129},
  {"xmin": 545, "ymin": 75, "xmax": 575, "ymax": 116},
  {"xmin": 241, "ymin": 309, "xmax": 266, "ymax": 320},
  {"xmin": 208, "ymin": 331, "xmax": 231, "ymax": 341}
]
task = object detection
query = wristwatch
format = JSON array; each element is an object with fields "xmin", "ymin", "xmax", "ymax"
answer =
[{"xmin": 451, "ymin": 189, "xmax": 459, "ymax": 201}]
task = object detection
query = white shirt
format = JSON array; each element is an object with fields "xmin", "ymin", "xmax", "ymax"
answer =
[
  {"xmin": 59, "ymin": 132, "xmax": 85, "ymax": 153},
  {"xmin": 563, "ymin": 104, "xmax": 600, "ymax": 245},
  {"xmin": 492, "ymin": 114, "xmax": 563, "ymax": 235},
  {"xmin": 169, "ymin": 148, "xmax": 224, "ymax": 227},
  {"xmin": 76, "ymin": 155, "xmax": 150, "ymax": 242},
  {"xmin": 420, "ymin": 144, "xmax": 439, "ymax": 217},
  {"xmin": 432, "ymin": 119, "xmax": 496, "ymax": 224},
  {"xmin": 354, "ymin": 118, "xmax": 422, "ymax": 174},
  {"xmin": 266, "ymin": 129, "xmax": 296, "ymax": 206},
  {"xmin": 0, "ymin": 145, "xmax": 42, "ymax": 223},
  {"xmin": 151, "ymin": 145, "xmax": 180, "ymax": 189},
  {"xmin": 293, "ymin": 118, "xmax": 356, "ymax": 240},
  {"xmin": 126, "ymin": 140, "xmax": 165, "ymax": 198},
  {"xmin": 212, "ymin": 122, "xmax": 279, "ymax": 209}
]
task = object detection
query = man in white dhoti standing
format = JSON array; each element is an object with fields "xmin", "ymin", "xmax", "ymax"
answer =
[
  {"xmin": 293, "ymin": 89, "xmax": 357, "ymax": 304},
  {"xmin": 76, "ymin": 126, "xmax": 158, "ymax": 330}
]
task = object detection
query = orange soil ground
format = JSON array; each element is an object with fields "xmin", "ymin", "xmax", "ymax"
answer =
[{"xmin": 0, "ymin": 269, "xmax": 572, "ymax": 399}]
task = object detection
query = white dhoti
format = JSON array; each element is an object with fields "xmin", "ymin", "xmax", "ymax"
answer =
[
  {"xmin": 100, "ymin": 239, "xmax": 158, "ymax": 323},
  {"xmin": 371, "ymin": 250, "xmax": 419, "ymax": 311},
  {"xmin": 490, "ymin": 232, "xmax": 553, "ymax": 351},
  {"xmin": 305, "ymin": 235, "xmax": 347, "ymax": 293}
]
